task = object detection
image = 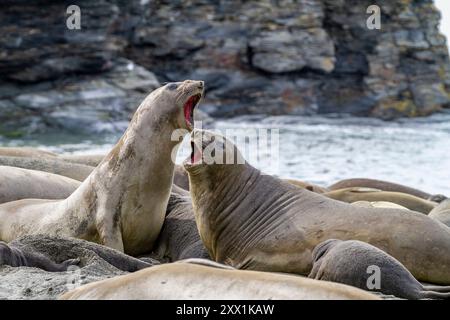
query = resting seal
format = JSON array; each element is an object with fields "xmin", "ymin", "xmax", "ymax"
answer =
[
  {"xmin": 0, "ymin": 80, "xmax": 204, "ymax": 256},
  {"xmin": 309, "ymin": 239, "xmax": 450, "ymax": 300},
  {"xmin": 9, "ymin": 235, "xmax": 156, "ymax": 272},
  {"xmin": 0, "ymin": 147, "xmax": 58, "ymax": 159},
  {"xmin": 0, "ymin": 166, "xmax": 80, "ymax": 204},
  {"xmin": 0, "ymin": 241, "xmax": 79, "ymax": 272},
  {"xmin": 328, "ymin": 178, "xmax": 436, "ymax": 200},
  {"xmin": 60, "ymin": 260, "xmax": 379, "ymax": 300},
  {"xmin": 324, "ymin": 187, "xmax": 436, "ymax": 214},
  {"xmin": 351, "ymin": 201, "xmax": 409, "ymax": 210},
  {"xmin": 0, "ymin": 156, "xmax": 94, "ymax": 181},
  {"xmin": 58, "ymin": 154, "xmax": 105, "ymax": 167},
  {"xmin": 429, "ymin": 199, "xmax": 450, "ymax": 227},
  {"xmin": 184, "ymin": 130, "xmax": 450, "ymax": 284},
  {"xmin": 150, "ymin": 184, "xmax": 209, "ymax": 262}
]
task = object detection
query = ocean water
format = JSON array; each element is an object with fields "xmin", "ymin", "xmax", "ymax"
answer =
[{"xmin": 2, "ymin": 111, "xmax": 449, "ymax": 195}]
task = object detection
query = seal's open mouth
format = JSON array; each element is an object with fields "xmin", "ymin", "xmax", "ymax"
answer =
[
  {"xmin": 190, "ymin": 140, "xmax": 202, "ymax": 165},
  {"xmin": 184, "ymin": 94, "xmax": 202, "ymax": 130}
]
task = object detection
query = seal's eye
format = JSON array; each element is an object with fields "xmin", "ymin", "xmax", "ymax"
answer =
[{"xmin": 167, "ymin": 83, "xmax": 178, "ymax": 90}]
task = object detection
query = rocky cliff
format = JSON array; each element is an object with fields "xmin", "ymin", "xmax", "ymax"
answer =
[{"xmin": 1, "ymin": 0, "xmax": 449, "ymax": 136}]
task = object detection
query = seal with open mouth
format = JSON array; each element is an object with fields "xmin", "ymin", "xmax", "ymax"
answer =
[
  {"xmin": 0, "ymin": 80, "xmax": 204, "ymax": 256},
  {"xmin": 184, "ymin": 130, "xmax": 450, "ymax": 285}
]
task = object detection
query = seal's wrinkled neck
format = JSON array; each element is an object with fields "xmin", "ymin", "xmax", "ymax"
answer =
[{"xmin": 189, "ymin": 163, "xmax": 260, "ymax": 259}]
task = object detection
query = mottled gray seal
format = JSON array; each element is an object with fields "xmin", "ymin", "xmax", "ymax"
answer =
[
  {"xmin": 324, "ymin": 187, "xmax": 437, "ymax": 214},
  {"xmin": 8, "ymin": 235, "xmax": 157, "ymax": 272},
  {"xmin": 151, "ymin": 184, "xmax": 209, "ymax": 262},
  {"xmin": 0, "ymin": 166, "xmax": 80, "ymax": 204},
  {"xmin": 309, "ymin": 239, "xmax": 450, "ymax": 300},
  {"xmin": 184, "ymin": 130, "xmax": 450, "ymax": 284},
  {"xmin": 60, "ymin": 260, "xmax": 379, "ymax": 300},
  {"xmin": 0, "ymin": 80, "xmax": 204, "ymax": 256},
  {"xmin": 0, "ymin": 241, "xmax": 79, "ymax": 272}
]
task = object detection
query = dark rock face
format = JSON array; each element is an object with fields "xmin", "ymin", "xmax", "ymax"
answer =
[{"xmin": 1, "ymin": 0, "xmax": 449, "ymax": 136}]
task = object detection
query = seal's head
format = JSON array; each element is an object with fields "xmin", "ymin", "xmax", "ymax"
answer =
[
  {"xmin": 183, "ymin": 130, "xmax": 246, "ymax": 176},
  {"xmin": 183, "ymin": 130, "xmax": 248, "ymax": 200},
  {"xmin": 144, "ymin": 80, "xmax": 204, "ymax": 131}
]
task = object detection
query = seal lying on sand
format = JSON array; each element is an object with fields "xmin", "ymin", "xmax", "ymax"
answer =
[
  {"xmin": 351, "ymin": 201, "xmax": 409, "ymax": 210},
  {"xmin": 8, "ymin": 236, "xmax": 156, "ymax": 272},
  {"xmin": 0, "ymin": 156, "xmax": 94, "ymax": 182},
  {"xmin": 328, "ymin": 178, "xmax": 446, "ymax": 202},
  {"xmin": 0, "ymin": 80, "xmax": 204, "ymax": 256},
  {"xmin": 0, "ymin": 147, "xmax": 58, "ymax": 159},
  {"xmin": 58, "ymin": 154, "xmax": 105, "ymax": 167},
  {"xmin": 0, "ymin": 241, "xmax": 79, "ymax": 272},
  {"xmin": 60, "ymin": 259, "xmax": 379, "ymax": 300},
  {"xmin": 0, "ymin": 166, "xmax": 80, "ymax": 204},
  {"xmin": 429, "ymin": 199, "xmax": 450, "ymax": 228},
  {"xmin": 309, "ymin": 239, "xmax": 450, "ymax": 300},
  {"xmin": 184, "ymin": 130, "xmax": 450, "ymax": 284},
  {"xmin": 324, "ymin": 187, "xmax": 436, "ymax": 214},
  {"xmin": 151, "ymin": 185, "xmax": 209, "ymax": 262}
]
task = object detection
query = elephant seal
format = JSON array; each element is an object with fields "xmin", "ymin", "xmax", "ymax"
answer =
[
  {"xmin": 58, "ymin": 154, "xmax": 105, "ymax": 167},
  {"xmin": 0, "ymin": 147, "xmax": 57, "ymax": 158},
  {"xmin": 0, "ymin": 166, "xmax": 80, "ymax": 204},
  {"xmin": 0, "ymin": 241, "xmax": 79, "ymax": 272},
  {"xmin": 151, "ymin": 184, "xmax": 209, "ymax": 262},
  {"xmin": 351, "ymin": 201, "xmax": 409, "ymax": 210},
  {"xmin": 309, "ymin": 239, "xmax": 450, "ymax": 300},
  {"xmin": 0, "ymin": 80, "xmax": 204, "ymax": 256},
  {"xmin": 9, "ymin": 235, "xmax": 157, "ymax": 273},
  {"xmin": 284, "ymin": 179, "xmax": 328, "ymax": 193},
  {"xmin": 324, "ymin": 187, "xmax": 436, "ymax": 214},
  {"xmin": 184, "ymin": 130, "xmax": 450, "ymax": 284},
  {"xmin": 0, "ymin": 156, "xmax": 94, "ymax": 181},
  {"xmin": 328, "ymin": 178, "xmax": 432, "ymax": 200},
  {"xmin": 429, "ymin": 199, "xmax": 450, "ymax": 227},
  {"xmin": 60, "ymin": 260, "xmax": 379, "ymax": 300}
]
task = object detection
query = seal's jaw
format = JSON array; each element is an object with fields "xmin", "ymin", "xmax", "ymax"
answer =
[{"xmin": 183, "ymin": 93, "xmax": 202, "ymax": 130}]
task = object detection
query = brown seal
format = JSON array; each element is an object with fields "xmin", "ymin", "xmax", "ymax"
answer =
[
  {"xmin": 184, "ymin": 130, "xmax": 450, "ymax": 285},
  {"xmin": 0, "ymin": 166, "xmax": 80, "ymax": 204},
  {"xmin": 0, "ymin": 81, "xmax": 204, "ymax": 256},
  {"xmin": 324, "ymin": 187, "xmax": 437, "ymax": 214},
  {"xmin": 0, "ymin": 156, "xmax": 94, "ymax": 181},
  {"xmin": 328, "ymin": 178, "xmax": 432, "ymax": 200},
  {"xmin": 59, "ymin": 260, "xmax": 379, "ymax": 300}
]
